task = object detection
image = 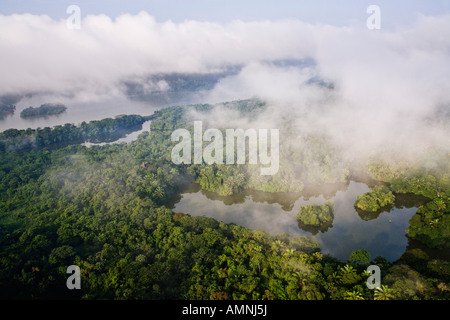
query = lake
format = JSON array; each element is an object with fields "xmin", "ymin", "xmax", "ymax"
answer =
[{"xmin": 169, "ymin": 181, "xmax": 425, "ymax": 262}]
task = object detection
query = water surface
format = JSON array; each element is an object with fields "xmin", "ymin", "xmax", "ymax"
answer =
[
  {"xmin": 82, "ymin": 120, "xmax": 152, "ymax": 147},
  {"xmin": 170, "ymin": 181, "xmax": 422, "ymax": 262},
  {"xmin": 0, "ymin": 95, "xmax": 157, "ymax": 132}
]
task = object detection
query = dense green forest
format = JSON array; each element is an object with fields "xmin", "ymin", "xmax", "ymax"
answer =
[{"xmin": 0, "ymin": 100, "xmax": 448, "ymax": 300}]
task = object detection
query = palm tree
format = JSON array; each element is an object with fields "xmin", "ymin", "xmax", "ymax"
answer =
[
  {"xmin": 361, "ymin": 269, "xmax": 372, "ymax": 278},
  {"xmin": 154, "ymin": 186, "xmax": 165, "ymax": 198},
  {"xmin": 340, "ymin": 264, "xmax": 356, "ymax": 275},
  {"xmin": 429, "ymin": 218, "xmax": 440, "ymax": 228},
  {"xmin": 330, "ymin": 271, "xmax": 341, "ymax": 283},
  {"xmin": 344, "ymin": 290, "xmax": 364, "ymax": 300},
  {"xmin": 283, "ymin": 248, "xmax": 295, "ymax": 257},
  {"xmin": 339, "ymin": 264, "xmax": 361, "ymax": 286},
  {"xmin": 374, "ymin": 285, "xmax": 394, "ymax": 300}
]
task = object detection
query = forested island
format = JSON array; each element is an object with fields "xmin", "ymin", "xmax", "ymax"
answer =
[
  {"xmin": 0, "ymin": 99, "xmax": 448, "ymax": 300},
  {"xmin": 297, "ymin": 202, "xmax": 334, "ymax": 234},
  {"xmin": 0, "ymin": 104, "xmax": 15, "ymax": 119},
  {"xmin": 355, "ymin": 185, "xmax": 395, "ymax": 212},
  {"xmin": 20, "ymin": 103, "xmax": 67, "ymax": 118}
]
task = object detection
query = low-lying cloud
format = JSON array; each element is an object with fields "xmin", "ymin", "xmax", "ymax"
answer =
[
  {"xmin": 1, "ymin": 11, "xmax": 449, "ymax": 160},
  {"xmin": 0, "ymin": 12, "xmax": 313, "ymax": 99}
]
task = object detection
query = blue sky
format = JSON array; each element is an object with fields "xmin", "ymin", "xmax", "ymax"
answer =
[{"xmin": 0, "ymin": 0, "xmax": 449, "ymax": 27}]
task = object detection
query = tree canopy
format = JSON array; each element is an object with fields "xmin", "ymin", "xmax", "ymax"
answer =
[{"xmin": 0, "ymin": 99, "xmax": 448, "ymax": 300}]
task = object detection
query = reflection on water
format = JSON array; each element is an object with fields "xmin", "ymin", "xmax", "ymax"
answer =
[
  {"xmin": 0, "ymin": 89, "xmax": 216, "ymax": 132},
  {"xmin": 0, "ymin": 95, "xmax": 157, "ymax": 132},
  {"xmin": 169, "ymin": 181, "xmax": 426, "ymax": 262},
  {"xmin": 82, "ymin": 120, "xmax": 151, "ymax": 147}
]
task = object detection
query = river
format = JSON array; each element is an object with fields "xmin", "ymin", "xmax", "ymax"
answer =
[{"xmin": 0, "ymin": 95, "xmax": 158, "ymax": 132}]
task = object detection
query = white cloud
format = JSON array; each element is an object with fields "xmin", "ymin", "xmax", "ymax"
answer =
[
  {"xmin": 0, "ymin": 12, "xmax": 316, "ymax": 97},
  {"xmin": 0, "ymin": 11, "xmax": 449, "ymax": 158}
]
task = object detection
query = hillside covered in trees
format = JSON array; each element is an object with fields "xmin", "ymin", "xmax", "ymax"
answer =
[{"xmin": 0, "ymin": 100, "xmax": 448, "ymax": 300}]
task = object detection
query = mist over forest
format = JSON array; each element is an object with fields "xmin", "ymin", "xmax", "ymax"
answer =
[{"xmin": 0, "ymin": 4, "xmax": 449, "ymax": 304}]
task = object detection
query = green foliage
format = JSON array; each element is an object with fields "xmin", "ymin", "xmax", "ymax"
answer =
[
  {"xmin": 288, "ymin": 236, "xmax": 320, "ymax": 254},
  {"xmin": 20, "ymin": 103, "xmax": 67, "ymax": 118},
  {"xmin": 367, "ymin": 155, "xmax": 450, "ymax": 199},
  {"xmin": 175, "ymin": 99, "xmax": 350, "ymax": 195},
  {"xmin": 407, "ymin": 196, "xmax": 450, "ymax": 248},
  {"xmin": 365, "ymin": 153, "xmax": 450, "ymax": 280},
  {"xmin": 339, "ymin": 264, "xmax": 362, "ymax": 286},
  {"xmin": 0, "ymin": 101, "xmax": 448, "ymax": 300},
  {"xmin": 196, "ymin": 164, "xmax": 247, "ymax": 196},
  {"xmin": 374, "ymin": 285, "xmax": 395, "ymax": 300},
  {"xmin": 348, "ymin": 249, "xmax": 370, "ymax": 267},
  {"xmin": 297, "ymin": 202, "xmax": 334, "ymax": 226},
  {"xmin": 383, "ymin": 264, "xmax": 435, "ymax": 300},
  {"xmin": 354, "ymin": 185, "xmax": 395, "ymax": 212},
  {"xmin": 296, "ymin": 202, "xmax": 334, "ymax": 234}
]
